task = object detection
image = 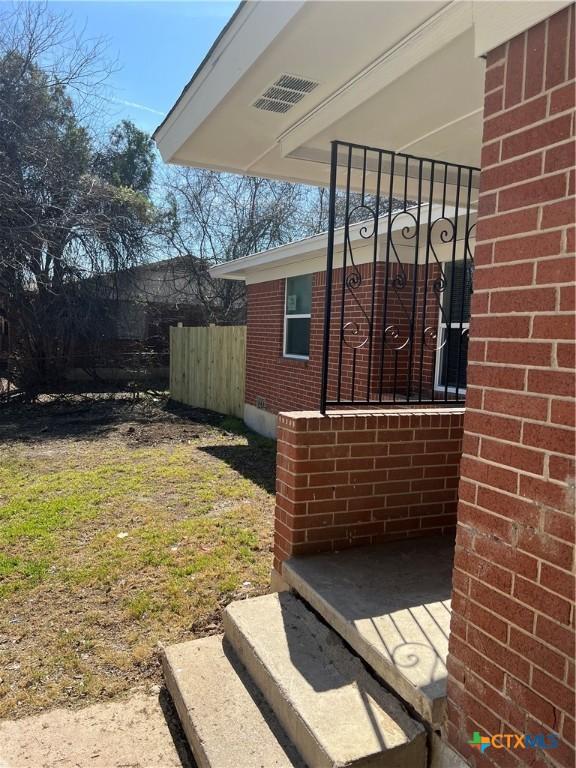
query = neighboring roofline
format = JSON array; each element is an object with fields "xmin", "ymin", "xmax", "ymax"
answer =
[
  {"xmin": 88, "ymin": 255, "xmax": 204, "ymax": 285},
  {"xmin": 152, "ymin": 1, "xmax": 245, "ymax": 141},
  {"xmin": 122, "ymin": 255, "xmax": 201, "ymax": 273}
]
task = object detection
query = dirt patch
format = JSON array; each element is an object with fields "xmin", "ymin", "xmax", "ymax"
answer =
[
  {"xmin": 0, "ymin": 393, "xmax": 232, "ymax": 445},
  {"xmin": 0, "ymin": 394, "xmax": 276, "ymax": 719}
]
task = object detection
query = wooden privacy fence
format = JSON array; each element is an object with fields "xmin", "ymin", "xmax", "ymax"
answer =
[{"xmin": 170, "ymin": 325, "xmax": 246, "ymax": 418}]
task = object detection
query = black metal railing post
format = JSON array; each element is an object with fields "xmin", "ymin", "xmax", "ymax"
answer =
[{"xmin": 319, "ymin": 141, "xmax": 339, "ymax": 414}]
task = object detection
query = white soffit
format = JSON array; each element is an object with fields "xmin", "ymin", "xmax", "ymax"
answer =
[
  {"xmin": 156, "ymin": 0, "xmax": 570, "ymax": 185},
  {"xmin": 154, "ymin": 1, "xmax": 307, "ymax": 162},
  {"xmin": 290, "ymin": 28, "xmax": 484, "ymax": 169},
  {"xmin": 156, "ymin": 1, "xmax": 486, "ymax": 181},
  {"xmin": 278, "ymin": 1, "xmax": 475, "ymax": 159}
]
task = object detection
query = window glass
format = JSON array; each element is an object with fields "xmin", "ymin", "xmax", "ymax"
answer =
[
  {"xmin": 286, "ymin": 275, "xmax": 312, "ymax": 315},
  {"xmin": 436, "ymin": 260, "xmax": 472, "ymax": 390},
  {"xmin": 285, "ymin": 317, "xmax": 311, "ymax": 357},
  {"xmin": 284, "ymin": 274, "xmax": 312, "ymax": 357},
  {"xmin": 443, "ymin": 261, "xmax": 472, "ymax": 323},
  {"xmin": 439, "ymin": 327, "xmax": 468, "ymax": 389}
]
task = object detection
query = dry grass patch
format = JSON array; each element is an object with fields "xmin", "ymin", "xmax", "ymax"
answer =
[{"xmin": 0, "ymin": 396, "xmax": 276, "ymax": 718}]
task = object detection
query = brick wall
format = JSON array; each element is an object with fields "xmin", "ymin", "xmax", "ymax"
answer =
[
  {"xmin": 246, "ymin": 275, "xmax": 322, "ymax": 414},
  {"xmin": 246, "ymin": 261, "xmax": 442, "ymax": 415},
  {"xmin": 447, "ymin": 6, "xmax": 575, "ymax": 766},
  {"xmin": 274, "ymin": 408, "xmax": 464, "ymax": 571}
]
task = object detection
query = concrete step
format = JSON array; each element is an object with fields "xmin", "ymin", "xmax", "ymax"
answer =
[
  {"xmin": 282, "ymin": 538, "xmax": 453, "ymax": 726},
  {"xmin": 162, "ymin": 634, "xmax": 306, "ymax": 768},
  {"xmin": 223, "ymin": 592, "xmax": 427, "ymax": 768}
]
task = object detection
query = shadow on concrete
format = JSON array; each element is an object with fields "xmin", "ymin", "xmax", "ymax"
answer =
[
  {"xmin": 159, "ymin": 687, "xmax": 197, "ymax": 768},
  {"xmin": 281, "ymin": 536, "xmax": 455, "ymax": 718},
  {"xmin": 268, "ymin": 591, "xmax": 417, "ymax": 755},
  {"xmin": 221, "ymin": 638, "xmax": 306, "ymax": 767}
]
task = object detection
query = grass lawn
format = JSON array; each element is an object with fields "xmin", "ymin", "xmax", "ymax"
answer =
[{"xmin": 0, "ymin": 395, "xmax": 276, "ymax": 718}]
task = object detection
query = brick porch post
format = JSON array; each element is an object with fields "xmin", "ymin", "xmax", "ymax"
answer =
[{"xmin": 446, "ymin": 6, "xmax": 575, "ymax": 766}]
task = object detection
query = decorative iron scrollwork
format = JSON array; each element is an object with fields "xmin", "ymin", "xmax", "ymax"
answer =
[
  {"xmin": 465, "ymin": 220, "xmax": 477, "ymax": 263},
  {"xmin": 384, "ymin": 324, "xmax": 410, "ymax": 352},
  {"xmin": 423, "ymin": 325, "xmax": 444, "ymax": 352},
  {"xmin": 343, "ymin": 321, "xmax": 369, "ymax": 350},
  {"xmin": 465, "ymin": 220, "xmax": 476, "ymax": 293},
  {"xmin": 381, "ymin": 208, "xmax": 419, "ymax": 354},
  {"xmin": 388, "ymin": 209, "xmax": 418, "ymax": 291},
  {"xmin": 319, "ymin": 139, "xmax": 479, "ymax": 412},
  {"xmin": 340, "ymin": 204, "xmax": 376, "ymax": 349},
  {"xmin": 428, "ymin": 216, "xmax": 456, "ymax": 325},
  {"xmin": 348, "ymin": 204, "xmax": 377, "ymax": 240}
]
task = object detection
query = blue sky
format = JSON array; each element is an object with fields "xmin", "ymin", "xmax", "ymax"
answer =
[{"xmin": 48, "ymin": 1, "xmax": 238, "ymax": 135}]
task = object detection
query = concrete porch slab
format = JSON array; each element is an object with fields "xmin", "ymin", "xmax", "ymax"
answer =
[{"xmin": 282, "ymin": 536, "xmax": 454, "ymax": 727}]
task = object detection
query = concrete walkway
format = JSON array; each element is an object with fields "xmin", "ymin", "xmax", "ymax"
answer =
[{"xmin": 0, "ymin": 692, "xmax": 194, "ymax": 768}]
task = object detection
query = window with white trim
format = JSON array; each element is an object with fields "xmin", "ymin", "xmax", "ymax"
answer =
[
  {"xmin": 284, "ymin": 274, "xmax": 312, "ymax": 358},
  {"xmin": 435, "ymin": 261, "xmax": 472, "ymax": 391}
]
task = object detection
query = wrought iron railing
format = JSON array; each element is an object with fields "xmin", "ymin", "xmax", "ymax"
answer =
[{"xmin": 320, "ymin": 141, "xmax": 480, "ymax": 413}]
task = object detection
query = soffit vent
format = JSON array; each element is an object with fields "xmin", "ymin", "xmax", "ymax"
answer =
[{"xmin": 253, "ymin": 74, "xmax": 319, "ymax": 114}]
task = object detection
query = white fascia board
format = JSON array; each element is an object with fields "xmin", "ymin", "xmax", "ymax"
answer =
[
  {"xmin": 208, "ymin": 213, "xmax": 397, "ymax": 281},
  {"xmin": 279, "ymin": 1, "xmax": 473, "ymax": 159},
  {"xmin": 473, "ymin": 0, "xmax": 572, "ymax": 57},
  {"xmin": 155, "ymin": 1, "xmax": 305, "ymax": 163},
  {"xmin": 209, "ymin": 226, "xmax": 345, "ymax": 281},
  {"xmin": 209, "ymin": 204, "xmax": 472, "ymax": 281}
]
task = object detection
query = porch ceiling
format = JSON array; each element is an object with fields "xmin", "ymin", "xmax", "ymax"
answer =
[
  {"xmin": 154, "ymin": 1, "xmax": 485, "ymax": 186},
  {"xmin": 154, "ymin": 0, "xmax": 571, "ymax": 187},
  {"xmin": 287, "ymin": 29, "xmax": 484, "ymax": 171}
]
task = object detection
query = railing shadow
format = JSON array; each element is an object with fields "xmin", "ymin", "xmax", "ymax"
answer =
[
  {"xmin": 280, "ymin": 537, "xmax": 454, "ymax": 704},
  {"xmin": 273, "ymin": 590, "xmax": 418, "ymax": 754}
]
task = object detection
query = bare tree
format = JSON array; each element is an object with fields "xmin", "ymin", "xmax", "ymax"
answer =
[
  {"xmin": 165, "ymin": 167, "xmax": 407, "ymax": 326},
  {"xmin": 165, "ymin": 169, "xmax": 313, "ymax": 324},
  {"xmin": 0, "ymin": 3, "xmax": 165, "ymax": 390}
]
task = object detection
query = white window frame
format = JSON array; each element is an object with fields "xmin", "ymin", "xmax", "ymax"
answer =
[
  {"xmin": 283, "ymin": 275, "xmax": 311, "ymax": 360},
  {"xmin": 434, "ymin": 262, "xmax": 469, "ymax": 394},
  {"xmin": 434, "ymin": 313, "xmax": 469, "ymax": 394}
]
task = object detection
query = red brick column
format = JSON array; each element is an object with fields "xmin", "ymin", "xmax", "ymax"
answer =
[
  {"xmin": 446, "ymin": 6, "xmax": 575, "ymax": 766},
  {"xmin": 274, "ymin": 408, "xmax": 464, "ymax": 571}
]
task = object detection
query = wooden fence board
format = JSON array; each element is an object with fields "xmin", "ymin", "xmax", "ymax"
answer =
[{"xmin": 169, "ymin": 325, "xmax": 246, "ymax": 418}]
